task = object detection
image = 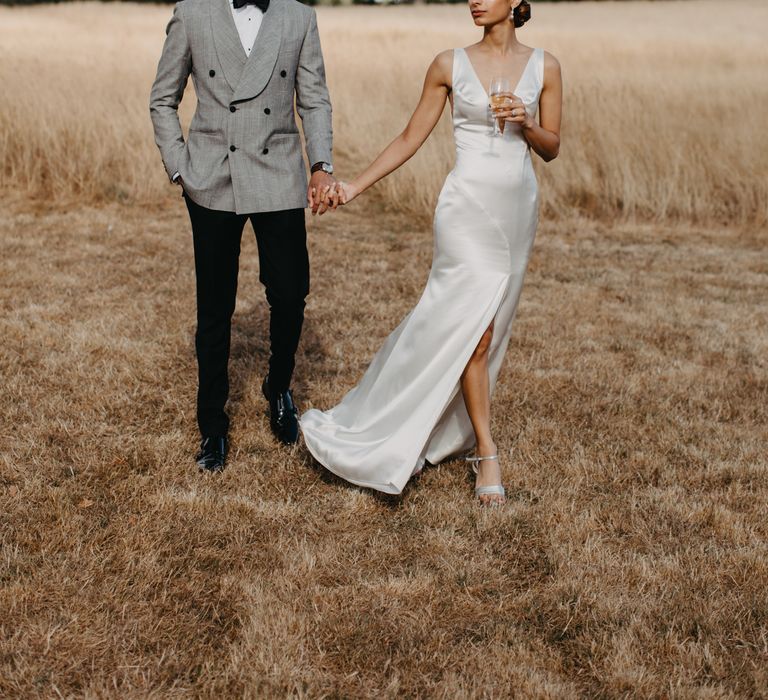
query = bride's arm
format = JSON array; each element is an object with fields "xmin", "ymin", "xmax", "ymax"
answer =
[
  {"xmin": 497, "ymin": 51, "xmax": 562, "ymax": 162},
  {"xmin": 341, "ymin": 51, "xmax": 453, "ymax": 201},
  {"xmin": 520, "ymin": 52, "xmax": 562, "ymax": 162}
]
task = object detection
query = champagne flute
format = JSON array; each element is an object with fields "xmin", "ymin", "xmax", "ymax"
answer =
[{"xmin": 489, "ymin": 76, "xmax": 513, "ymax": 136}]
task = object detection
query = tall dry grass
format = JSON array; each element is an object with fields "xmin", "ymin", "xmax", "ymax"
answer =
[{"xmin": 1, "ymin": 1, "xmax": 767, "ymax": 224}]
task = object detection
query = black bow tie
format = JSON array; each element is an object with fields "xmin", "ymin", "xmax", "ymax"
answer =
[{"xmin": 233, "ymin": 0, "xmax": 269, "ymax": 11}]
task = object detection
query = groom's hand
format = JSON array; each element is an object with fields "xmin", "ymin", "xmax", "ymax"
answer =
[{"xmin": 308, "ymin": 171, "xmax": 337, "ymax": 216}]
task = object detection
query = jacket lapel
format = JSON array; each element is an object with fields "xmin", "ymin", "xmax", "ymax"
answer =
[
  {"xmin": 211, "ymin": 0, "xmax": 247, "ymax": 93},
  {"xmin": 232, "ymin": 0, "xmax": 284, "ymax": 103}
]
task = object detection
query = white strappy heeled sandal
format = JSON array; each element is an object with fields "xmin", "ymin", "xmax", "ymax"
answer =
[{"xmin": 466, "ymin": 454, "xmax": 506, "ymax": 505}]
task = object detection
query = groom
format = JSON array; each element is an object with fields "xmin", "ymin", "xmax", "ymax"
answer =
[{"xmin": 150, "ymin": 0, "xmax": 336, "ymax": 472}]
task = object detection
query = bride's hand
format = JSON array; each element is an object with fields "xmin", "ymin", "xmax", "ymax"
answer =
[
  {"xmin": 496, "ymin": 95, "xmax": 534, "ymax": 130},
  {"xmin": 323, "ymin": 181, "xmax": 360, "ymax": 213},
  {"xmin": 338, "ymin": 181, "xmax": 361, "ymax": 204}
]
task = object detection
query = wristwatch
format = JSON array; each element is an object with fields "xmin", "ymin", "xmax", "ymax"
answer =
[{"xmin": 311, "ymin": 161, "xmax": 334, "ymax": 175}]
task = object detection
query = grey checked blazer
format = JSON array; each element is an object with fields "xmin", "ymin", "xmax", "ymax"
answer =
[{"xmin": 150, "ymin": 0, "xmax": 333, "ymax": 214}]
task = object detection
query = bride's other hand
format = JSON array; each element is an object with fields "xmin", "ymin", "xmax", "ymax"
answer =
[{"xmin": 496, "ymin": 95, "xmax": 534, "ymax": 129}]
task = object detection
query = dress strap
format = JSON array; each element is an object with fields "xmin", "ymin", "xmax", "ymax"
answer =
[
  {"xmin": 452, "ymin": 47, "xmax": 465, "ymax": 89},
  {"xmin": 535, "ymin": 47, "xmax": 545, "ymax": 91}
]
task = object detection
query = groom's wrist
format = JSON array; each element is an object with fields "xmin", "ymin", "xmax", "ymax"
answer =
[{"xmin": 311, "ymin": 161, "xmax": 334, "ymax": 175}]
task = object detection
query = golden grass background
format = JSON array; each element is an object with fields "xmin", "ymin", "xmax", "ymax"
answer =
[
  {"xmin": 1, "ymin": 1, "xmax": 767, "ymax": 697},
  {"xmin": 1, "ymin": 1, "xmax": 768, "ymax": 223}
]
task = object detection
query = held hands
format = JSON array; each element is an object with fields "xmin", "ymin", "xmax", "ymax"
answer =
[
  {"xmin": 308, "ymin": 170, "xmax": 337, "ymax": 215},
  {"xmin": 309, "ymin": 176, "xmax": 361, "ymax": 216}
]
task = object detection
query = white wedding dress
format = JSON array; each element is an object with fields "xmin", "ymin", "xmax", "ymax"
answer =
[{"xmin": 301, "ymin": 47, "xmax": 544, "ymax": 494}]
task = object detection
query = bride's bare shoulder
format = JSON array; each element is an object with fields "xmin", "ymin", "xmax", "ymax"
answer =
[
  {"xmin": 429, "ymin": 50, "xmax": 455, "ymax": 84},
  {"xmin": 543, "ymin": 50, "xmax": 561, "ymax": 72},
  {"xmin": 542, "ymin": 50, "xmax": 562, "ymax": 87},
  {"xmin": 433, "ymin": 49, "xmax": 455, "ymax": 70}
]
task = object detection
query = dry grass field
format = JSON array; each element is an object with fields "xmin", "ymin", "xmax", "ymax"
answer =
[{"xmin": 1, "ymin": 1, "xmax": 767, "ymax": 698}]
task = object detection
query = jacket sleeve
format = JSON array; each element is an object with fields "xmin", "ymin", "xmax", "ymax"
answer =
[
  {"xmin": 149, "ymin": 3, "xmax": 192, "ymax": 182},
  {"xmin": 295, "ymin": 9, "xmax": 333, "ymax": 168}
]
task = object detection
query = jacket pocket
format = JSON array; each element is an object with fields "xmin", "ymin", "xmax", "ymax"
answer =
[{"xmin": 260, "ymin": 132, "xmax": 302, "ymax": 159}]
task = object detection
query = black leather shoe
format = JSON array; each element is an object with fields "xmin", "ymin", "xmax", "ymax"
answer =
[
  {"xmin": 196, "ymin": 435, "xmax": 227, "ymax": 473},
  {"xmin": 262, "ymin": 375, "xmax": 300, "ymax": 445}
]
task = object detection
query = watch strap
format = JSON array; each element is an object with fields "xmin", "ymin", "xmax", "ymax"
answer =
[{"xmin": 311, "ymin": 161, "xmax": 332, "ymax": 174}]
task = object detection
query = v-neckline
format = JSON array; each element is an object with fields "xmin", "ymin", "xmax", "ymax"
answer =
[{"xmin": 460, "ymin": 46, "xmax": 537, "ymax": 98}]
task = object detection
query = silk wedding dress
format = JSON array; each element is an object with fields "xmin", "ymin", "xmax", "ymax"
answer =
[{"xmin": 301, "ymin": 47, "xmax": 544, "ymax": 494}]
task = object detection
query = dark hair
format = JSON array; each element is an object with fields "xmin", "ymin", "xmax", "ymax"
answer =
[{"xmin": 513, "ymin": 1, "xmax": 532, "ymax": 29}]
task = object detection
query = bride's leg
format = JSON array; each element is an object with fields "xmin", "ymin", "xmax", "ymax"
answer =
[{"xmin": 460, "ymin": 321, "xmax": 505, "ymax": 505}]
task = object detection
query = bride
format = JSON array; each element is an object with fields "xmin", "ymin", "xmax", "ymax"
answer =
[{"xmin": 301, "ymin": 0, "xmax": 562, "ymax": 505}]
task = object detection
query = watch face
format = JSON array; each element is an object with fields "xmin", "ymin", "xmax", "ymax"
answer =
[{"xmin": 322, "ymin": 163, "xmax": 333, "ymax": 174}]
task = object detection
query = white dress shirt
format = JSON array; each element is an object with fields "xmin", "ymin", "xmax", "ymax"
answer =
[{"xmin": 230, "ymin": 0, "xmax": 264, "ymax": 57}]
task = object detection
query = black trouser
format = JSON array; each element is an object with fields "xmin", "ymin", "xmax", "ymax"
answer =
[{"xmin": 184, "ymin": 194, "xmax": 309, "ymax": 438}]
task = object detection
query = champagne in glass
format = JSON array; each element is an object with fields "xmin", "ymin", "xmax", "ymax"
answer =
[{"xmin": 489, "ymin": 76, "xmax": 512, "ymax": 136}]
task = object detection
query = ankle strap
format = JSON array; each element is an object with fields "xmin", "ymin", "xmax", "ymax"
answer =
[{"xmin": 465, "ymin": 455, "xmax": 498, "ymax": 463}]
